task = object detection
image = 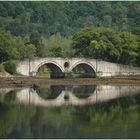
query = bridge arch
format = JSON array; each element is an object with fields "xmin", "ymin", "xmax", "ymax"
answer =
[
  {"xmin": 34, "ymin": 61, "xmax": 64, "ymax": 78},
  {"xmin": 70, "ymin": 61, "xmax": 96, "ymax": 78}
]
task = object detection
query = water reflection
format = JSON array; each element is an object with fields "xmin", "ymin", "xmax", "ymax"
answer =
[
  {"xmin": 0, "ymin": 84, "xmax": 140, "ymax": 107},
  {"xmin": 0, "ymin": 84, "xmax": 140, "ymax": 139}
]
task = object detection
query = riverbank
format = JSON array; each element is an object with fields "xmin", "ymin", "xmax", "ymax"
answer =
[{"xmin": 0, "ymin": 76, "xmax": 140, "ymax": 87}]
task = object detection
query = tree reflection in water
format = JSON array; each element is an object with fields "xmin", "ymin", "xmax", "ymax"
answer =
[
  {"xmin": 72, "ymin": 85, "xmax": 96, "ymax": 98},
  {"xmin": 34, "ymin": 85, "xmax": 65, "ymax": 99},
  {"xmin": 34, "ymin": 85, "xmax": 97, "ymax": 99},
  {"xmin": 0, "ymin": 85, "xmax": 140, "ymax": 138}
]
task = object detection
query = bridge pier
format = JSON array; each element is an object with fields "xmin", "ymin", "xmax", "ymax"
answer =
[{"xmin": 64, "ymin": 72, "xmax": 73, "ymax": 78}]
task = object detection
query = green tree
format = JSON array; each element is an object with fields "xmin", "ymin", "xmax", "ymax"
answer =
[
  {"xmin": 49, "ymin": 46, "xmax": 63, "ymax": 57},
  {"xmin": 0, "ymin": 64, "xmax": 4, "ymax": 72},
  {"xmin": 30, "ymin": 31, "xmax": 45, "ymax": 57},
  {"xmin": 42, "ymin": 33, "xmax": 73, "ymax": 57},
  {"xmin": 72, "ymin": 27, "xmax": 139, "ymax": 65},
  {"xmin": 0, "ymin": 29, "xmax": 20, "ymax": 63},
  {"xmin": 72, "ymin": 28, "xmax": 121, "ymax": 60},
  {"xmin": 119, "ymin": 32, "xmax": 139, "ymax": 65},
  {"xmin": 131, "ymin": 27, "xmax": 140, "ymax": 66},
  {"xmin": 24, "ymin": 44, "xmax": 36, "ymax": 59},
  {"xmin": 4, "ymin": 60, "xmax": 17, "ymax": 74}
]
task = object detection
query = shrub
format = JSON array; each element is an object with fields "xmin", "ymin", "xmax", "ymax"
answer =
[
  {"xmin": 0, "ymin": 64, "xmax": 4, "ymax": 72},
  {"xmin": 4, "ymin": 61, "xmax": 17, "ymax": 74}
]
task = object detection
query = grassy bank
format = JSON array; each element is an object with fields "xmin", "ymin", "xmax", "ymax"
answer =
[{"xmin": 0, "ymin": 76, "xmax": 140, "ymax": 87}]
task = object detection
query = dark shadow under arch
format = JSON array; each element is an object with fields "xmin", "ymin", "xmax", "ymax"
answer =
[
  {"xmin": 37, "ymin": 63, "xmax": 64, "ymax": 78},
  {"xmin": 72, "ymin": 63, "xmax": 96, "ymax": 78}
]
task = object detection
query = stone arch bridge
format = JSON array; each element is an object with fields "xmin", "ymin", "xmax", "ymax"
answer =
[{"xmin": 17, "ymin": 57, "xmax": 140, "ymax": 78}]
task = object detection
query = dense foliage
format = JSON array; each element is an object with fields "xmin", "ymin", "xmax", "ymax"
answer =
[
  {"xmin": 72, "ymin": 28, "xmax": 139, "ymax": 65},
  {"xmin": 0, "ymin": 1, "xmax": 140, "ymax": 72},
  {"xmin": 0, "ymin": 1, "xmax": 139, "ymax": 36},
  {"xmin": 4, "ymin": 60, "xmax": 17, "ymax": 74},
  {"xmin": 0, "ymin": 64, "xmax": 4, "ymax": 72}
]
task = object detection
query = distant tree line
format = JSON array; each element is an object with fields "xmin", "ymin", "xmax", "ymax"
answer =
[{"xmin": 0, "ymin": 1, "xmax": 139, "ymax": 36}]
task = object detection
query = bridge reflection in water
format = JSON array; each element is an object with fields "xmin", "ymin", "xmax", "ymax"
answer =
[
  {"xmin": 13, "ymin": 85, "xmax": 140, "ymax": 107},
  {"xmin": 0, "ymin": 85, "xmax": 140, "ymax": 107}
]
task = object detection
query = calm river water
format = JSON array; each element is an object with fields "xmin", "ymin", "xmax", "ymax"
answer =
[{"xmin": 0, "ymin": 84, "xmax": 140, "ymax": 139}]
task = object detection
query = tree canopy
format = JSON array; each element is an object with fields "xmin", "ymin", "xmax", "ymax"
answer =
[
  {"xmin": 0, "ymin": 1, "xmax": 140, "ymax": 68},
  {"xmin": 0, "ymin": 1, "xmax": 139, "ymax": 36},
  {"xmin": 72, "ymin": 28, "xmax": 139, "ymax": 65}
]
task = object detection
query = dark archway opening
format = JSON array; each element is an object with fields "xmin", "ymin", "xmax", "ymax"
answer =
[
  {"xmin": 72, "ymin": 63, "xmax": 96, "ymax": 78},
  {"xmin": 37, "ymin": 63, "xmax": 64, "ymax": 78}
]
